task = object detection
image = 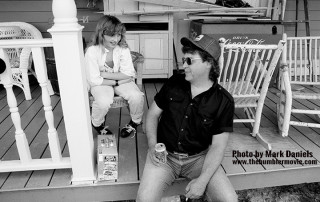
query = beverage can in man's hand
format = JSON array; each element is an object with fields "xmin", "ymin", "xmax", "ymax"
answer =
[{"xmin": 155, "ymin": 143, "xmax": 167, "ymax": 163}]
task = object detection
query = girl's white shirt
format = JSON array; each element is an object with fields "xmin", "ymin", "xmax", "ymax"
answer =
[{"xmin": 85, "ymin": 45, "xmax": 136, "ymax": 89}]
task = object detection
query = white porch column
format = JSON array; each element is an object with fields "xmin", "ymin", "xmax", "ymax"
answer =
[{"xmin": 48, "ymin": 0, "xmax": 95, "ymax": 184}]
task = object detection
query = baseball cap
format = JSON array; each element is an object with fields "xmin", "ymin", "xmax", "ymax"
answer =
[{"xmin": 180, "ymin": 34, "xmax": 221, "ymax": 61}]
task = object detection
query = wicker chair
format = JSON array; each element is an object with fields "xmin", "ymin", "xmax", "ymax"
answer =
[
  {"xmin": 0, "ymin": 22, "xmax": 54, "ymax": 100},
  {"xmin": 219, "ymin": 39, "xmax": 285, "ymax": 150},
  {"xmin": 277, "ymin": 34, "xmax": 320, "ymax": 137},
  {"xmin": 89, "ymin": 51, "xmax": 144, "ymax": 110}
]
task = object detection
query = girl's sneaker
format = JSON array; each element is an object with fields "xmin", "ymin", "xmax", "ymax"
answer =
[
  {"xmin": 92, "ymin": 123, "xmax": 112, "ymax": 135},
  {"xmin": 120, "ymin": 120, "xmax": 139, "ymax": 138}
]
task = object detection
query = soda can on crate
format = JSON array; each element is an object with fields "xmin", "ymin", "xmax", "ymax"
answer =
[{"xmin": 155, "ymin": 143, "xmax": 167, "ymax": 163}]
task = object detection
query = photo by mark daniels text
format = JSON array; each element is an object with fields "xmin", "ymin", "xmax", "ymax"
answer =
[{"xmin": 231, "ymin": 150, "xmax": 318, "ymax": 166}]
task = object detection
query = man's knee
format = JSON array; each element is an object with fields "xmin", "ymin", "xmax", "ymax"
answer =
[{"xmin": 206, "ymin": 167, "xmax": 238, "ymax": 202}]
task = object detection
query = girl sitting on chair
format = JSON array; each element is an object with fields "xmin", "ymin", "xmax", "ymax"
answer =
[{"xmin": 85, "ymin": 15, "xmax": 144, "ymax": 138}]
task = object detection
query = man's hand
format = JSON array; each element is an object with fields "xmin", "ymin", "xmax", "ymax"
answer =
[
  {"xmin": 148, "ymin": 147, "xmax": 161, "ymax": 166},
  {"xmin": 185, "ymin": 178, "xmax": 207, "ymax": 200}
]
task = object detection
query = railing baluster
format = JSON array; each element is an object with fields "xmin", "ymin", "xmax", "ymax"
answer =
[
  {"xmin": 0, "ymin": 49, "xmax": 31, "ymax": 163},
  {"xmin": 31, "ymin": 47, "xmax": 62, "ymax": 162}
]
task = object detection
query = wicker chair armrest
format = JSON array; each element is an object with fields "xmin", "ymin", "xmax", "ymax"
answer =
[{"xmin": 130, "ymin": 51, "xmax": 144, "ymax": 66}]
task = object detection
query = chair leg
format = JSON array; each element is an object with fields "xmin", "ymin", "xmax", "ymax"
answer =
[
  {"xmin": 248, "ymin": 104, "xmax": 274, "ymax": 150},
  {"xmin": 23, "ymin": 88, "xmax": 32, "ymax": 101},
  {"xmin": 244, "ymin": 107, "xmax": 255, "ymax": 131},
  {"xmin": 256, "ymin": 133, "xmax": 272, "ymax": 150},
  {"xmin": 314, "ymin": 108, "xmax": 320, "ymax": 124},
  {"xmin": 46, "ymin": 80, "xmax": 54, "ymax": 96},
  {"xmin": 244, "ymin": 107, "xmax": 272, "ymax": 150},
  {"xmin": 277, "ymin": 90, "xmax": 291, "ymax": 137},
  {"xmin": 251, "ymin": 101, "xmax": 264, "ymax": 138},
  {"xmin": 142, "ymin": 114, "xmax": 146, "ymax": 134},
  {"xmin": 20, "ymin": 69, "xmax": 32, "ymax": 100},
  {"xmin": 277, "ymin": 68, "xmax": 292, "ymax": 137}
]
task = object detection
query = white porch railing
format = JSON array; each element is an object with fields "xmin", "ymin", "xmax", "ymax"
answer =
[
  {"xmin": 0, "ymin": 0, "xmax": 96, "ymax": 185},
  {"xmin": 0, "ymin": 40, "xmax": 70, "ymax": 172}
]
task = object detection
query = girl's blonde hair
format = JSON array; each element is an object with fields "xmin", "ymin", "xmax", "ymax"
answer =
[{"xmin": 89, "ymin": 15, "xmax": 128, "ymax": 49}]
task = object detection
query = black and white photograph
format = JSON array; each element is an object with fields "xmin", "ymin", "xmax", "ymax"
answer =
[{"xmin": 0, "ymin": 0, "xmax": 319, "ymax": 201}]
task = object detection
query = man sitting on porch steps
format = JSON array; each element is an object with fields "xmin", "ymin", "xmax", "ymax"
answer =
[{"xmin": 136, "ymin": 35, "xmax": 237, "ymax": 202}]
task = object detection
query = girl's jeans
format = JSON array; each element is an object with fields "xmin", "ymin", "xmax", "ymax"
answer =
[{"xmin": 90, "ymin": 81, "xmax": 144, "ymax": 126}]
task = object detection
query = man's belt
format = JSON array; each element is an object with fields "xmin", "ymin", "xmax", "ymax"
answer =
[
  {"xmin": 173, "ymin": 151, "xmax": 189, "ymax": 157},
  {"xmin": 170, "ymin": 150, "xmax": 203, "ymax": 157}
]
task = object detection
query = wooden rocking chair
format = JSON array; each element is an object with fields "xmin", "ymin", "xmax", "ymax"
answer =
[
  {"xmin": 219, "ymin": 39, "xmax": 285, "ymax": 150},
  {"xmin": 0, "ymin": 22, "xmax": 54, "ymax": 100},
  {"xmin": 277, "ymin": 34, "xmax": 320, "ymax": 137}
]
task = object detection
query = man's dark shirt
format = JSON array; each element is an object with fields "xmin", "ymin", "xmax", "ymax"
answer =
[{"xmin": 154, "ymin": 74, "xmax": 234, "ymax": 155}]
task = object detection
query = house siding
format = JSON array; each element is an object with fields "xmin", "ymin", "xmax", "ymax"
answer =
[
  {"xmin": 1, "ymin": 0, "xmax": 320, "ymax": 60},
  {"xmin": 0, "ymin": 0, "xmax": 103, "ymax": 41},
  {"xmin": 285, "ymin": 0, "xmax": 320, "ymax": 36},
  {"xmin": 1, "ymin": 0, "xmax": 320, "ymax": 39}
]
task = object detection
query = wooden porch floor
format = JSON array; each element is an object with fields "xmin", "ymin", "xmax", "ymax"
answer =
[{"xmin": 0, "ymin": 78, "xmax": 320, "ymax": 202}]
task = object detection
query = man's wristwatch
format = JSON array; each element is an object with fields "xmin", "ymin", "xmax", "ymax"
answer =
[{"xmin": 115, "ymin": 80, "xmax": 119, "ymax": 86}]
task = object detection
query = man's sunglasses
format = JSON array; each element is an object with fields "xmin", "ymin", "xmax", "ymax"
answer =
[{"xmin": 182, "ymin": 57, "xmax": 202, "ymax": 65}]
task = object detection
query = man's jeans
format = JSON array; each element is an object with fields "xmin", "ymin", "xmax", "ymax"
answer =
[{"xmin": 138, "ymin": 150, "xmax": 208, "ymax": 201}]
